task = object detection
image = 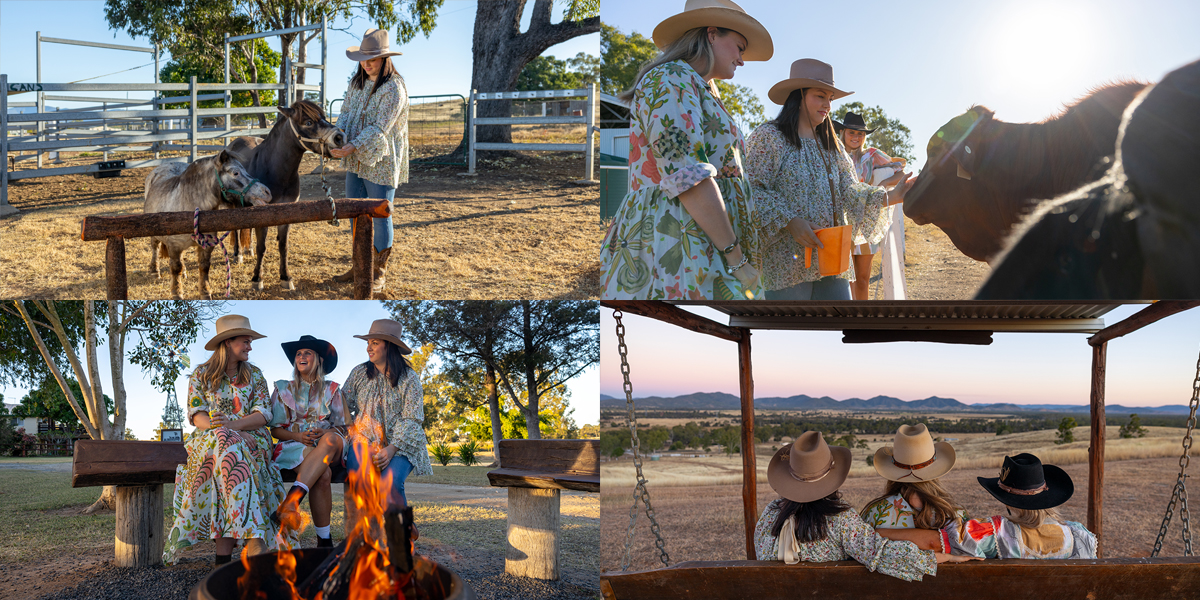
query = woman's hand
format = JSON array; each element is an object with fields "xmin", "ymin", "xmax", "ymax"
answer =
[
  {"xmin": 731, "ymin": 262, "xmax": 760, "ymax": 291},
  {"xmin": 786, "ymin": 217, "xmax": 823, "ymax": 249},
  {"xmin": 886, "ymin": 174, "xmax": 915, "ymax": 205},
  {"xmin": 934, "ymin": 552, "xmax": 980, "ymax": 564},
  {"xmin": 208, "ymin": 411, "xmax": 227, "ymax": 430},
  {"xmin": 298, "ymin": 429, "xmax": 322, "ymax": 446},
  {"xmin": 372, "ymin": 444, "xmax": 397, "ymax": 470},
  {"xmin": 329, "ymin": 143, "xmax": 356, "ymax": 159}
]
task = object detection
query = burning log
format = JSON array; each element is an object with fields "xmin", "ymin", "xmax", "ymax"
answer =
[
  {"xmin": 385, "ymin": 507, "xmax": 415, "ymax": 575},
  {"xmin": 295, "ymin": 539, "xmax": 347, "ymax": 598}
]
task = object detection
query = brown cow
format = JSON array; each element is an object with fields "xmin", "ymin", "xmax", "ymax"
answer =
[
  {"xmin": 904, "ymin": 81, "xmax": 1148, "ymax": 262},
  {"xmin": 977, "ymin": 58, "xmax": 1200, "ymax": 299}
]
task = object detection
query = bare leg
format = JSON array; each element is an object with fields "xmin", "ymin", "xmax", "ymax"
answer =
[
  {"xmin": 852, "ymin": 252, "xmax": 875, "ymax": 301},
  {"xmin": 294, "ymin": 433, "xmax": 343, "ymax": 489}
]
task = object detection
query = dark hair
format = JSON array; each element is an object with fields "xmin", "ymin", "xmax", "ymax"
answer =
[
  {"xmin": 364, "ymin": 340, "xmax": 411, "ymax": 388},
  {"xmin": 772, "ymin": 88, "xmax": 840, "ymax": 153},
  {"xmin": 770, "ymin": 492, "xmax": 852, "ymax": 543},
  {"xmin": 350, "ymin": 57, "xmax": 398, "ymax": 97}
]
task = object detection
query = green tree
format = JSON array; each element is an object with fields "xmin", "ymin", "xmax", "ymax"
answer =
[
  {"xmin": 517, "ymin": 52, "xmax": 599, "ymax": 91},
  {"xmin": 600, "ymin": 23, "xmax": 657, "ymax": 96},
  {"xmin": 715, "ymin": 80, "xmax": 767, "ymax": 130},
  {"xmin": 832, "ymin": 102, "xmax": 915, "ymax": 161},
  {"xmin": 1120, "ymin": 413, "xmax": 1148, "ymax": 439},
  {"xmin": 17, "ymin": 377, "xmax": 114, "ymax": 431},
  {"xmin": 1055, "ymin": 417, "xmax": 1077, "ymax": 445}
]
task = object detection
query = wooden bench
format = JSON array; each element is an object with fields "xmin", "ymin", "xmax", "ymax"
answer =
[
  {"xmin": 486, "ymin": 439, "xmax": 600, "ymax": 580},
  {"xmin": 72, "ymin": 439, "xmax": 348, "ymax": 567}
]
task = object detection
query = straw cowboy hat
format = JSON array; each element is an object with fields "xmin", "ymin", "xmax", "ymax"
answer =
[
  {"xmin": 834, "ymin": 111, "xmax": 876, "ymax": 134},
  {"xmin": 346, "ymin": 28, "xmax": 402, "ymax": 62},
  {"xmin": 873, "ymin": 423, "xmax": 957, "ymax": 482},
  {"xmin": 768, "ymin": 59, "xmax": 853, "ymax": 105},
  {"xmin": 281, "ymin": 335, "xmax": 338, "ymax": 375},
  {"xmin": 767, "ymin": 431, "xmax": 852, "ymax": 503},
  {"xmin": 204, "ymin": 315, "xmax": 265, "ymax": 351},
  {"xmin": 978, "ymin": 453, "xmax": 1075, "ymax": 510},
  {"xmin": 652, "ymin": 0, "xmax": 773, "ymax": 62},
  {"xmin": 353, "ymin": 319, "xmax": 413, "ymax": 355}
]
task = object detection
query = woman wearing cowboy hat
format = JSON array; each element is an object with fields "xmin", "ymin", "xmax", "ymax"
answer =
[
  {"xmin": 835, "ymin": 112, "xmax": 908, "ymax": 300},
  {"xmin": 340, "ymin": 319, "xmax": 432, "ymax": 514},
  {"xmin": 753, "ymin": 431, "xmax": 973, "ymax": 579},
  {"xmin": 329, "ymin": 28, "xmax": 409, "ymax": 294},
  {"xmin": 745, "ymin": 59, "xmax": 915, "ymax": 300},
  {"xmin": 267, "ymin": 335, "xmax": 347, "ymax": 548},
  {"xmin": 163, "ymin": 315, "xmax": 291, "ymax": 566},
  {"xmin": 879, "ymin": 454, "xmax": 1097, "ymax": 559},
  {"xmin": 601, "ymin": 0, "xmax": 773, "ymax": 300},
  {"xmin": 861, "ymin": 424, "xmax": 969, "ymax": 535}
]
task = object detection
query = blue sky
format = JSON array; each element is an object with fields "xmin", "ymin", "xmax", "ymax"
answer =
[
  {"xmin": 3, "ymin": 301, "xmax": 600, "ymax": 440},
  {"xmin": 602, "ymin": 0, "xmax": 1200, "ymax": 171},
  {"xmin": 600, "ymin": 304, "xmax": 1200, "ymax": 408},
  {"xmin": 0, "ymin": 0, "xmax": 599, "ymax": 109}
]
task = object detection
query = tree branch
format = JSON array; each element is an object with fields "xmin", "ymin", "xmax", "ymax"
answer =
[{"xmin": 16, "ymin": 302, "xmax": 101, "ymax": 440}]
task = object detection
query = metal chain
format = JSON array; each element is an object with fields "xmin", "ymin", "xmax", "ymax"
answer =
[
  {"xmin": 615, "ymin": 310, "xmax": 670, "ymax": 571},
  {"xmin": 1152, "ymin": 344, "xmax": 1200, "ymax": 557}
]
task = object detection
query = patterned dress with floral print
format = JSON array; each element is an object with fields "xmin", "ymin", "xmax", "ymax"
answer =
[
  {"xmin": 269, "ymin": 380, "xmax": 346, "ymax": 470},
  {"xmin": 340, "ymin": 364, "xmax": 433, "ymax": 477},
  {"xmin": 940, "ymin": 516, "xmax": 1097, "ymax": 559},
  {"xmin": 163, "ymin": 365, "xmax": 291, "ymax": 565},
  {"xmin": 600, "ymin": 60, "xmax": 763, "ymax": 300},
  {"xmin": 848, "ymin": 147, "xmax": 897, "ymax": 255},
  {"xmin": 861, "ymin": 493, "xmax": 970, "ymax": 529},
  {"xmin": 745, "ymin": 124, "xmax": 890, "ymax": 291},
  {"xmin": 340, "ymin": 75, "xmax": 409, "ymax": 188},
  {"xmin": 753, "ymin": 498, "xmax": 937, "ymax": 581}
]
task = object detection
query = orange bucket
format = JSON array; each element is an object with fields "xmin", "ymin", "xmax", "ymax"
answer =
[{"xmin": 804, "ymin": 225, "xmax": 853, "ymax": 276}]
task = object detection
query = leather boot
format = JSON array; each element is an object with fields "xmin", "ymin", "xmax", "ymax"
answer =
[
  {"xmin": 372, "ymin": 246, "xmax": 392, "ymax": 294},
  {"xmin": 333, "ymin": 267, "xmax": 354, "ymax": 283}
]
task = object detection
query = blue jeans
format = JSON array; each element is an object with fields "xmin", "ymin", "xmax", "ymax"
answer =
[
  {"xmin": 345, "ymin": 171, "xmax": 396, "ymax": 252},
  {"xmin": 346, "ymin": 443, "xmax": 414, "ymax": 509},
  {"xmin": 765, "ymin": 276, "xmax": 852, "ymax": 300}
]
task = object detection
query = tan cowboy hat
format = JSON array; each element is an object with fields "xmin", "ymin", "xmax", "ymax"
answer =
[
  {"xmin": 353, "ymin": 319, "xmax": 413, "ymax": 355},
  {"xmin": 768, "ymin": 59, "xmax": 853, "ymax": 105},
  {"xmin": 767, "ymin": 431, "xmax": 852, "ymax": 503},
  {"xmin": 873, "ymin": 424, "xmax": 957, "ymax": 482},
  {"xmin": 652, "ymin": 0, "xmax": 773, "ymax": 62},
  {"xmin": 346, "ymin": 28, "xmax": 402, "ymax": 62},
  {"xmin": 204, "ymin": 315, "xmax": 266, "ymax": 351}
]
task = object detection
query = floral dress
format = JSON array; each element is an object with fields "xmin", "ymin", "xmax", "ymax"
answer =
[
  {"xmin": 340, "ymin": 364, "xmax": 433, "ymax": 478},
  {"xmin": 269, "ymin": 380, "xmax": 346, "ymax": 470},
  {"xmin": 163, "ymin": 365, "xmax": 290, "ymax": 565},
  {"xmin": 848, "ymin": 147, "xmax": 897, "ymax": 255},
  {"xmin": 340, "ymin": 75, "xmax": 409, "ymax": 188},
  {"xmin": 745, "ymin": 124, "xmax": 890, "ymax": 291},
  {"xmin": 600, "ymin": 60, "xmax": 764, "ymax": 300},
  {"xmin": 939, "ymin": 516, "xmax": 1097, "ymax": 559},
  {"xmin": 753, "ymin": 498, "xmax": 936, "ymax": 581},
  {"xmin": 861, "ymin": 493, "xmax": 970, "ymax": 529}
]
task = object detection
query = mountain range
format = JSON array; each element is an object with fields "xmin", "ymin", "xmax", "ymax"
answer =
[{"xmin": 598, "ymin": 392, "xmax": 1190, "ymax": 415}]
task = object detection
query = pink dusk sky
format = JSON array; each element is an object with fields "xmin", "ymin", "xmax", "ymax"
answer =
[{"xmin": 600, "ymin": 305, "xmax": 1200, "ymax": 408}]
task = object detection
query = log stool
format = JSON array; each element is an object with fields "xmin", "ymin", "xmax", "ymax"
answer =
[{"xmin": 486, "ymin": 439, "xmax": 600, "ymax": 580}]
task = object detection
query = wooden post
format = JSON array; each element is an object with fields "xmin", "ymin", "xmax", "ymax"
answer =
[
  {"xmin": 505, "ymin": 487, "xmax": 561, "ymax": 580},
  {"xmin": 1089, "ymin": 340, "xmax": 1107, "ymax": 558},
  {"xmin": 352, "ymin": 214, "xmax": 373, "ymax": 299},
  {"xmin": 105, "ymin": 237, "xmax": 127, "ymax": 300},
  {"xmin": 738, "ymin": 327, "xmax": 756, "ymax": 560},
  {"xmin": 115, "ymin": 484, "xmax": 164, "ymax": 567}
]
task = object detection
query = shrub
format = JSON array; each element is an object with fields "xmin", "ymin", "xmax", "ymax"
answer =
[
  {"xmin": 457, "ymin": 440, "xmax": 480, "ymax": 467},
  {"xmin": 431, "ymin": 441, "xmax": 455, "ymax": 466}
]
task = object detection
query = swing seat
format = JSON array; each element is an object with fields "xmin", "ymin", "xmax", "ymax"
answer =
[{"xmin": 600, "ymin": 557, "xmax": 1200, "ymax": 600}]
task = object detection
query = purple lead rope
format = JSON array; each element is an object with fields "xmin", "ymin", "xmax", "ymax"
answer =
[{"xmin": 191, "ymin": 207, "xmax": 234, "ymax": 298}]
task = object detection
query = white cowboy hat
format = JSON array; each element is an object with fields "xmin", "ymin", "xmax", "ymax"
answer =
[
  {"xmin": 346, "ymin": 28, "xmax": 402, "ymax": 62},
  {"xmin": 873, "ymin": 423, "xmax": 957, "ymax": 482},
  {"xmin": 768, "ymin": 58, "xmax": 853, "ymax": 105},
  {"xmin": 204, "ymin": 315, "xmax": 266, "ymax": 351},
  {"xmin": 652, "ymin": 0, "xmax": 773, "ymax": 62}
]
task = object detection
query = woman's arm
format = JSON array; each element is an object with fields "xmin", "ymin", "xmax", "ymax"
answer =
[
  {"xmin": 746, "ymin": 125, "xmax": 820, "ymax": 249},
  {"xmin": 837, "ymin": 512, "xmax": 937, "ymax": 581},
  {"xmin": 347, "ymin": 81, "xmax": 404, "ymax": 166},
  {"xmin": 875, "ymin": 527, "xmax": 944, "ymax": 551},
  {"xmin": 677, "ymin": 179, "xmax": 759, "ymax": 288}
]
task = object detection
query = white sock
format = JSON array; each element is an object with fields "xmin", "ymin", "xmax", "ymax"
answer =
[
  {"xmin": 314, "ymin": 525, "xmax": 330, "ymax": 539},
  {"xmin": 293, "ymin": 481, "xmax": 310, "ymax": 494}
]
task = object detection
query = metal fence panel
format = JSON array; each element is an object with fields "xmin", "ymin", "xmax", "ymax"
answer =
[{"xmin": 409, "ymin": 94, "xmax": 466, "ymax": 167}]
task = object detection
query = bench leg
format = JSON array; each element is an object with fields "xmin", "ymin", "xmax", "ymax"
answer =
[
  {"xmin": 505, "ymin": 487, "xmax": 560, "ymax": 580},
  {"xmin": 115, "ymin": 484, "xmax": 164, "ymax": 567}
]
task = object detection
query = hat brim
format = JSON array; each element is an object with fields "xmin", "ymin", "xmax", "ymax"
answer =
[
  {"xmin": 353, "ymin": 333, "xmax": 413, "ymax": 355},
  {"xmin": 834, "ymin": 119, "xmax": 876, "ymax": 134},
  {"xmin": 205, "ymin": 329, "xmax": 266, "ymax": 351},
  {"xmin": 767, "ymin": 444, "xmax": 852, "ymax": 503},
  {"xmin": 346, "ymin": 48, "xmax": 402, "ymax": 62},
  {"xmin": 652, "ymin": 8, "xmax": 773, "ymax": 62},
  {"xmin": 978, "ymin": 463, "xmax": 1074, "ymax": 510},
  {"xmin": 768, "ymin": 79, "xmax": 853, "ymax": 105},
  {"xmin": 873, "ymin": 442, "xmax": 956, "ymax": 482},
  {"xmin": 281, "ymin": 338, "xmax": 338, "ymax": 375}
]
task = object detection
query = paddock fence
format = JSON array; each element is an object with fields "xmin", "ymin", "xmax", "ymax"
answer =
[
  {"xmin": 329, "ymin": 93, "xmax": 469, "ymax": 167},
  {"xmin": 467, "ymin": 84, "xmax": 597, "ymax": 182}
]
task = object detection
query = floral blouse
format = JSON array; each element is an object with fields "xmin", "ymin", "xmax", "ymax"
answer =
[
  {"xmin": 600, "ymin": 60, "xmax": 764, "ymax": 300},
  {"xmin": 745, "ymin": 124, "xmax": 889, "ymax": 290},
  {"xmin": 340, "ymin": 75, "xmax": 409, "ymax": 188},
  {"xmin": 754, "ymin": 498, "xmax": 937, "ymax": 581},
  {"xmin": 187, "ymin": 366, "xmax": 272, "ymax": 427},
  {"xmin": 340, "ymin": 363, "xmax": 432, "ymax": 477},
  {"xmin": 862, "ymin": 493, "xmax": 970, "ymax": 529},
  {"xmin": 940, "ymin": 516, "xmax": 1097, "ymax": 559}
]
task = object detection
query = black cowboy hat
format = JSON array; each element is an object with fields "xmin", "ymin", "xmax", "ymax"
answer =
[
  {"xmin": 833, "ymin": 111, "xmax": 876, "ymax": 134},
  {"xmin": 978, "ymin": 453, "xmax": 1074, "ymax": 510},
  {"xmin": 281, "ymin": 335, "xmax": 338, "ymax": 374}
]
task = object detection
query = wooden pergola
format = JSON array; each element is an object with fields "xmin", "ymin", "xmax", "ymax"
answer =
[{"xmin": 601, "ymin": 300, "xmax": 1200, "ymax": 600}]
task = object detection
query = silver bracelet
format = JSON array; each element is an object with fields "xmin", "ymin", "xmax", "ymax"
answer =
[{"xmin": 727, "ymin": 255, "xmax": 750, "ymax": 273}]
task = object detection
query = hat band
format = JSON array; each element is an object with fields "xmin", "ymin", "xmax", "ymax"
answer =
[
  {"xmin": 998, "ymin": 481, "xmax": 1048, "ymax": 496},
  {"xmin": 892, "ymin": 456, "xmax": 936, "ymax": 471},
  {"xmin": 790, "ymin": 457, "xmax": 835, "ymax": 483}
]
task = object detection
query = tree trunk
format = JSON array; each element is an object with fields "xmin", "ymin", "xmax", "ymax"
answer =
[
  {"xmin": 84, "ymin": 485, "xmax": 117, "ymax": 514},
  {"xmin": 486, "ymin": 362, "xmax": 503, "ymax": 468},
  {"xmin": 107, "ymin": 303, "xmax": 128, "ymax": 438},
  {"xmin": 522, "ymin": 301, "xmax": 541, "ymax": 440}
]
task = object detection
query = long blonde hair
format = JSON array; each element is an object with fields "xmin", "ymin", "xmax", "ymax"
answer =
[
  {"xmin": 862, "ymin": 480, "xmax": 967, "ymax": 534},
  {"xmin": 1006, "ymin": 506, "xmax": 1062, "ymax": 528},
  {"xmin": 618, "ymin": 26, "xmax": 731, "ymax": 104},
  {"xmin": 196, "ymin": 340, "xmax": 253, "ymax": 396},
  {"xmin": 287, "ymin": 354, "xmax": 326, "ymax": 405}
]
